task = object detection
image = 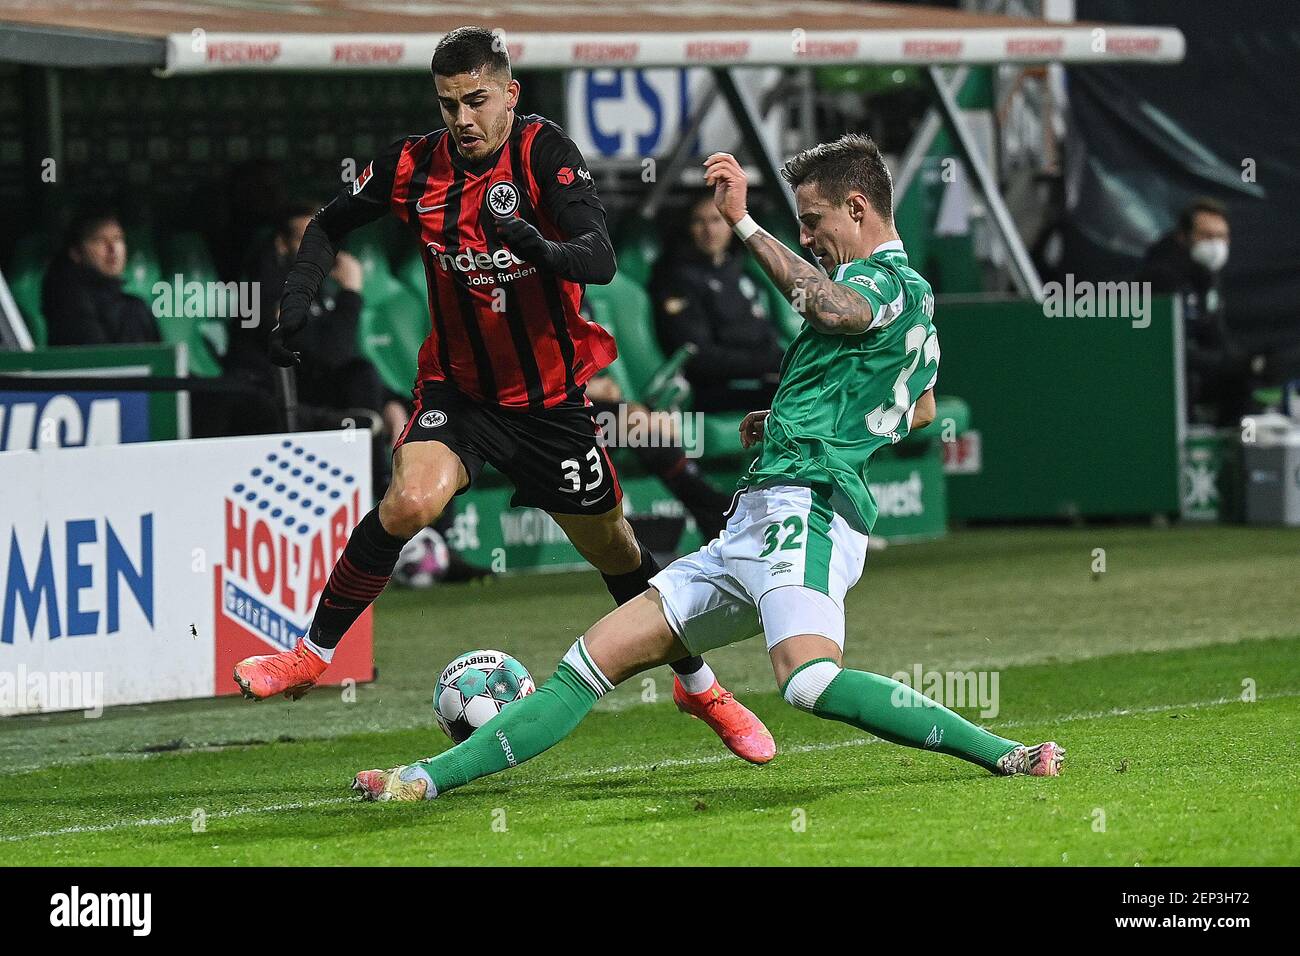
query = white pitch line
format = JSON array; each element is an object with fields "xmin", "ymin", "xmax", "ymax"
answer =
[{"xmin": 2, "ymin": 691, "xmax": 1293, "ymax": 845}]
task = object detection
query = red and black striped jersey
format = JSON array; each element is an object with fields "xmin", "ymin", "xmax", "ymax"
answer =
[{"xmin": 319, "ymin": 112, "xmax": 618, "ymax": 411}]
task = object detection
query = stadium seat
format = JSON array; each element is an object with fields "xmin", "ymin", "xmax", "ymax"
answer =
[
  {"xmin": 613, "ymin": 216, "xmax": 661, "ymax": 289},
  {"xmin": 157, "ymin": 231, "xmax": 224, "ymax": 377},
  {"xmin": 581, "ymin": 272, "xmax": 671, "ymax": 399},
  {"xmin": 358, "ymin": 286, "xmax": 429, "ymax": 397},
  {"xmin": 6, "ymin": 266, "xmax": 48, "ymax": 346},
  {"xmin": 348, "ymin": 224, "xmax": 407, "ymax": 302},
  {"xmin": 395, "ymin": 252, "xmax": 428, "ymax": 300},
  {"xmin": 120, "ymin": 228, "xmax": 162, "ymax": 302},
  {"xmin": 583, "ymin": 273, "xmax": 747, "ymax": 461},
  {"xmin": 348, "ymin": 221, "xmax": 432, "ymax": 394},
  {"xmin": 6, "ymin": 234, "xmax": 50, "ymax": 344}
]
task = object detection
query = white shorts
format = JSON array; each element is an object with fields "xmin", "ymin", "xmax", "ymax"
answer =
[{"xmin": 650, "ymin": 484, "xmax": 869, "ymax": 656}]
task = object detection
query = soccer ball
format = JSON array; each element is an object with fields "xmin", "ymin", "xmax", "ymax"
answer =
[
  {"xmin": 393, "ymin": 527, "xmax": 451, "ymax": 588},
  {"xmin": 434, "ymin": 650, "xmax": 536, "ymax": 743}
]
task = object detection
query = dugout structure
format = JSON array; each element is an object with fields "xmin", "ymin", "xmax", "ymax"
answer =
[{"xmin": 0, "ymin": 1, "xmax": 1189, "ymax": 549}]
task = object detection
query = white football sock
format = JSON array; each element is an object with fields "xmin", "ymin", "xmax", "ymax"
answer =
[
  {"xmin": 675, "ymin": 660, "xmax": 716, "ymax": 695},
  {"xmin": 304, "ymin": 635, "xmax": 335, "ymax": 663}
]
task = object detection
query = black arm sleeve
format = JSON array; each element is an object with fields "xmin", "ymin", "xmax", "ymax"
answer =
[
  {"xmin": 279, "ymin": 137, "xmax": 406, "ymax": 317},
  {"xmin": 547, "ymin": 200, "xmax": 616, "ymax": 285},
  {"xmin": 529, "ymin": 120, "xmax": 616, "ymax": 285}
]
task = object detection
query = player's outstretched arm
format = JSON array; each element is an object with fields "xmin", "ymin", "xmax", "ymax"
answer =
[
  {"xmin": 269, "ymin": 140, "xmax": 404, "ymax": 365},
  {"xmin": 702, "ymin": 152, "xmax": 875, "ymax": 336}
]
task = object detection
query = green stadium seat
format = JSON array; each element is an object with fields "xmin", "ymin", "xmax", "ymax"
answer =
[
  {"xmin": 348, "ymin": 224, "xmax": 407, "ymax": 302},
  {"xmin": 6, "ymin": 265, "xmax": 48, "ymax": 346},
  {"xmin": 120, "ymin": 228, "xmax": 162, "ymax": 302},
  {"xmin": 348, "ymin": 222, "xmax": 431, "ymax": 394},
  {"xmin": 583, "ymin": 273, "xmax": 748, "ymax": 461},
  {"xmin": 581, "ymin": 273, "xmax": 668, "ymax": 399},
  {"xmin": 613, "ymin": 216, "xmax": 661, "ymax": 289},
  {"xmin": 395, "ymin": 252, "xmax": 428, "ymax": 301},
  {"xmin": 931, "ymin": 395, "xmax": 971, "ymax": 437},
  {"xmin": 157, "ymin": 231, "xmax": 224, "ymax": 377},
  {"xmin": 359, "ymin": 286, "xmax": 429, "ymax": 396}
]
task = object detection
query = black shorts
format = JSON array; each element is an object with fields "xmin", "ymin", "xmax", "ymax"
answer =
[{"xmin": 395, "ymin": 379, "xmax": 622, "ymax": 516}]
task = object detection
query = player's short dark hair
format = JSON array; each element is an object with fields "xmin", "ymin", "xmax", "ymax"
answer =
[
  {"xmin": 1177, "ymin": 196, "xmax": 1228, "ymax": 234},
  {"xmin": 781, "ymin": 133, "xmax": 893, "ymax": 222},
  {"xmin": 63, "ymin": 207, "xmax": 121, "ymax": 252},
  {"xmin": 430, "ymin": 26, "xmax": 510, "ymax": 81},
  {"xmin": 274, "ymin": 201, "xmax": 320, "ymax": 239}
]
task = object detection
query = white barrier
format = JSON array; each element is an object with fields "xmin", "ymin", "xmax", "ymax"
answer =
[
  {"xmin": 0, "ymin": 431, "xmax": 373, "ymax": 716},
  {"xmin": 162, "ymin": 27, "xmax": 1184, "ymax": 74}
]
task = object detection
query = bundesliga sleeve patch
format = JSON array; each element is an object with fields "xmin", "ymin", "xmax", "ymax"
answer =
[{"xmin": 352, "ymin": 161, "xmax": 374, "ymax": 195}]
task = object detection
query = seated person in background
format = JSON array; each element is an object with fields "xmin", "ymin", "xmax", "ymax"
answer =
[
  {"xmin": 1135, "ymin": 197, "xmax": 1300, "ymax": 424},
  {"xmin": 650, "ymin": 191, "xmax": 784, "ymax": 412},
  {"xmin": 41, "ymin": 209, "xmax": 161, "ymax": 347},
  {"xmin": 224, "ymin": 202, "xmax": 408, "ymax": 442}
]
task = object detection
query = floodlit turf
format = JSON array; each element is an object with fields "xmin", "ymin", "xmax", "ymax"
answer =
[{"xmin": 1, "ymin": 525, "xmax": 1298, "ymax": 865}]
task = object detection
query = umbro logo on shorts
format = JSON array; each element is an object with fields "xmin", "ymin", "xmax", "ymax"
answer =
[
  {"xmin": 770, "ymin": 561, "xmax": 793, "ymax": 575},
  {"xmin": 419, "ymin": 410, "xmax": 448, "ymax": 429}
]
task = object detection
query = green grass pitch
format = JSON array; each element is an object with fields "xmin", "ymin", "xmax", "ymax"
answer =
[{"xmin": 2, "ymin": 525, "xmax": 1297, "ymax": 865}]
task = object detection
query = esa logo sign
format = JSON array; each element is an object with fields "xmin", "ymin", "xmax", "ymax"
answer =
[{"xmin": 566, "ymin": 69, "xmax": 695, "ymax": 158}]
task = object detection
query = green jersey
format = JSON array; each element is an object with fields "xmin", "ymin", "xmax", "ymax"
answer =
[{"xmin": 740, "ymin": 240, "xmax": 939, "ymax": 533}]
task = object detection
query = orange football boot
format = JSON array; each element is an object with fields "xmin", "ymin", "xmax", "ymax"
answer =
[
  {"xmin": 673, "ymin": 677, "xmax": 776, "ymax": 764},
  {"xmin": 233, "ymin": 638, "xmax": 328, "ymax": 701}
]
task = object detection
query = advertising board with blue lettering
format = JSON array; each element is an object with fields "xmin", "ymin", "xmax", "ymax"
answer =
[
  {"xmin": 0, "ymin": 390, "xmax": 152, "ymax": 450},
  {"xmin": 0, "ymin": 344, "xmax": 188, "ymax": 450},
  {"xmin": 0, "ymin": 430, "xmax": 372, "ymax": 715}
]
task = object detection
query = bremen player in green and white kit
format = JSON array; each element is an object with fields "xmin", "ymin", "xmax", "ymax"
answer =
[{"xmin": 353, "ymin": 134, "xmax": 1064, "ymax": 802}]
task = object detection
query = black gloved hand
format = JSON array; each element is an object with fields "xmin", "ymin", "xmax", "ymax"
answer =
[
  {"xmin": 268, "ymin": 293, "xmax": 309, "ymax": 367},
  {"xmin": 495, "ymin": 215, "xmax": 559, "ymax": 271}
]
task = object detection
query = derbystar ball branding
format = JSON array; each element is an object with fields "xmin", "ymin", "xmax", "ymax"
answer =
[{"xmin": 220, "ymin": 439, "xmax": 361, "ymax": 652}]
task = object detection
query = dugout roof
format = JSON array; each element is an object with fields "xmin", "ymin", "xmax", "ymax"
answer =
[{"xmin": 0, "ymin": 0, "xmax": 1183, "ymax": 72}]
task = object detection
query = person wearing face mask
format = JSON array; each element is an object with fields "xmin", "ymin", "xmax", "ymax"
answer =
[{"xmin": 1137, "ymin": 197, "xmax": 1257, "ymax": 425}]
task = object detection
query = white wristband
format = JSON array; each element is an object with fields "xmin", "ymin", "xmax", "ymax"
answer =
[{"xmin": 732, "ymin": 214, "xmax": 760, "ymax": 241}]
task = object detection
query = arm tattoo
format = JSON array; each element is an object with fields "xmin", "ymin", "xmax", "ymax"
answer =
[{"xmin": 744, "ymin": 228, "xmax": 873, "ymax": 334}]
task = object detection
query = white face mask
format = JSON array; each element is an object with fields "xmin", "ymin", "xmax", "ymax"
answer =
[{"xmin": 1190, "ymin": 237, "xmax": 1229, "ymax": 272}]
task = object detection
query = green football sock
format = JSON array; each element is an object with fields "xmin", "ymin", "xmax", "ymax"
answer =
[
  {"xmin": 808, "ymin": 667, "xmax": 1020, "ymax": 771},
  {"xmin": 413, "ymin": 646, "xmax": 610, "ymax": 796}
]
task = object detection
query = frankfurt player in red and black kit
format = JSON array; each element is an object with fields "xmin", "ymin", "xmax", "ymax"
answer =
[{"xmin": 233, "ymin": 27, "xmax": 773, "ymax": 764}]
